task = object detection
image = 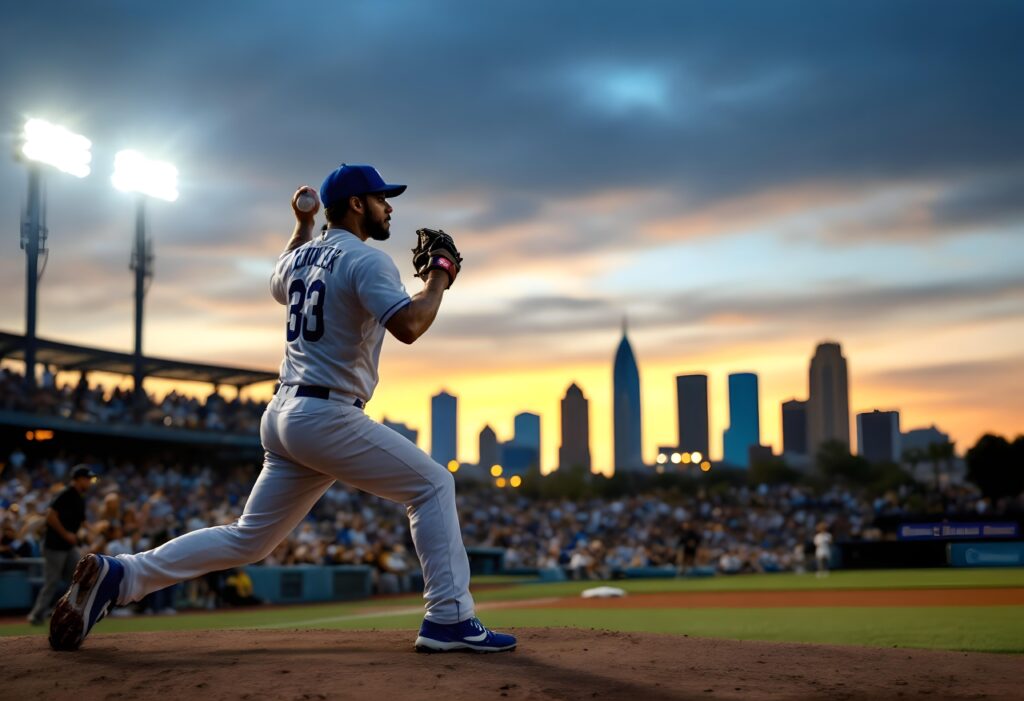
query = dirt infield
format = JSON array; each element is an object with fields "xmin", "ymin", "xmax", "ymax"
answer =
[
  {"xmin": 521, "ymin": 587, "xmax": 1024, "ymax": 609},
  {"xmin": 4, "ymin": 628, "xmax": 1022, "ymax": 701}
]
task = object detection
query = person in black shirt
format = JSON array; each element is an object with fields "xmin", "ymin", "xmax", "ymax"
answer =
[
  {"xmin": 676, "ymin": 521, "xmax": 702, "ymax": 574},
  {"xmin": 27, "ymin": 465, "xmax": 95, "ymax": 625}
]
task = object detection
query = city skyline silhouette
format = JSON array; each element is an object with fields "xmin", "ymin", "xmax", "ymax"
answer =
[{"xmin": 1, "ymin": 3, "xmax": 1020, "ymax": 474}]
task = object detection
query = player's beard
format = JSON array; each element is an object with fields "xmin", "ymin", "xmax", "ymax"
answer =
[{"xmin": 365, "ymin": 210, "xmax": 390, "ymax": 241}]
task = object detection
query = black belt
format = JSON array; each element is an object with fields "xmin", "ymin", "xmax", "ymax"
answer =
[{"xmin": 279, "ymin": 384, "xmax": 365, "ymax": 408}]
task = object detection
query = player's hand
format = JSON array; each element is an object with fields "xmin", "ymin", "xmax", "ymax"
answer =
[
  {"xmin": 291, "ymin": 186, "xmax": 320, "ymax": 222},
  {"xmin": 412, "ymin": 228, "xmax": 462, "ymax": 288}
]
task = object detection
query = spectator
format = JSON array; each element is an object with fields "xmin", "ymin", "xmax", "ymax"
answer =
[
  {"xmin": 1, "ymin": 520, "xmax": 33, "ymax": 558},
  {"xmin": 675, "ymin": 520, "xmax": 701, "ymax": 573},
  {"xmin": 223, "ymin": 568, "xmax": 262, "ymax": 606},
  {"xmin": 26, "ymin": 465, "xmax": 96, "ymax": 625},
  {"xmin": 814, "ymin": 523, "xmax": 833, "ymax": 578},
  {"xmin": 377, "ymin": 543, "xmax": 413, "ymax": 594}
]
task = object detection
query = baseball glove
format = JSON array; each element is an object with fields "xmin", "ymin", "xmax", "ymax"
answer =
[{"xmin": 412, "ymin": 228, "xmax": 463, "ymax": 288}]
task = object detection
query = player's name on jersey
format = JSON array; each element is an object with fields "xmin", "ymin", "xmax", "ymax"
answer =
[{"xmin": 293, "ymin": 245, "xmax": 343, "ymax": 274}]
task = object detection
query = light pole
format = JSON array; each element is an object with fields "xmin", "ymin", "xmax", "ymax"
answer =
[
  {"xmin": 17, "ymin": 118, "xmax": 92, "ymax": 388},
  {"xmin": 111, "ymin": 149, "xmax": 178, "ymax": 399},
  {"xmin": 130, "ymin": 194, "xmax": 151, "ymax": 393}
]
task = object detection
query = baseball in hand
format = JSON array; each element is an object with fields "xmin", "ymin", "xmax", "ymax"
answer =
[{"xmin": 296, "ymin": 193, "xmax": 318, "ymax": 212}]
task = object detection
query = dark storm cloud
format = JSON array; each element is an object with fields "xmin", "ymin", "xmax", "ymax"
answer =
[
  {"xmin": 867, "ymin": 355, "xmax": 1024, "ymax": 389},
  {"xmin": 433, "ymin": 274, "xmax": 1024, "ymax": 341},
  {"xmin": 1, "ymin": 0, "xmax": 1021, "ymax": 244},
  {"xmin": 2, "ymin": 1, "xmax": 1020, "ymax": 334},
  {"xmin": 657, "ymin": 276, "xmax": 1024, "ymax": 328},
  {"xmin": 932, "ymin": 170, "xmax": 1024, "ymax": 231}
]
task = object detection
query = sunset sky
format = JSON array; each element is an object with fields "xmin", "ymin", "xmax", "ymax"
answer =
[{"xmin": 1, "ymin": 2, "xmax": 1022, "ymax": 475}]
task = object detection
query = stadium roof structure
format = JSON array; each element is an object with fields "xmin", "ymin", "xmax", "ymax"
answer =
[{"xmin": 0, "ymin": 331, "xmax": 277, "ymax": 388}]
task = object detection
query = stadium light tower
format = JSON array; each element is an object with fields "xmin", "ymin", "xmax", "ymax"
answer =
[
  {"xmin": 17, "ymin": 118, "xmax": 92, "ymax": 388},
  {"xmin": 111, "ymin": 149, "xmax": 178, "ymax": 396}
]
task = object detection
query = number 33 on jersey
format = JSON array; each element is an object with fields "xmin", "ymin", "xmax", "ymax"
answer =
[{"xmin": 270, "ymin": 231, "xmax": 413, "ymax": 401}]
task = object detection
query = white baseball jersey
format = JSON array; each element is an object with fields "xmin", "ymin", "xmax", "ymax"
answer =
[
  {"xmin": 114, "ymin": 225, "xmax": 476, "ymax": 626},
  {"xmin": 270, "ymin": 229, "xmax": 411, "ymax": 402},
  {"xmin": 814, "ymin": 531, "xmax": 833, "ymax": 558}
]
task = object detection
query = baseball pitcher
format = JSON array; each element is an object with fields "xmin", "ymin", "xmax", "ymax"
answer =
[{"xmin": 48, "ymin": 164, "xmax": 516, "ymax": 654}]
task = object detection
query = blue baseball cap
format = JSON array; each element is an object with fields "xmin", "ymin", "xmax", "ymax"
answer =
[{"xmin": 319, "ymin": 164, "xmax": 406, "ymax": 209}]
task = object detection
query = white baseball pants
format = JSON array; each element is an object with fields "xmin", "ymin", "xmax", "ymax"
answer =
[{"xmin": 115, "ymin": 387, "xmax": 475, "ymax": 624}]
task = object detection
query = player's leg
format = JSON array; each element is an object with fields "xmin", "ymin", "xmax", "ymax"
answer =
[
  {"xmin": 270, "ymin": 400, "xmax": 514, "ymax": 651},
  {"xmin": 48, "ymin": 451, "xmax": 332, "ymax": 650},
  {"xmin": 116, "ymin": 454, "xmax": 333, "ymax": 604},
  {"xmin": 280, "ymin": 406, "xmax": 472, "ymax": 622}
]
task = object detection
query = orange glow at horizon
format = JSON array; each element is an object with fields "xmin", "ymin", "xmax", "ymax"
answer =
[{"xmin": 8, "ymin": 326, "xmax": 1022, "ymax": 477}]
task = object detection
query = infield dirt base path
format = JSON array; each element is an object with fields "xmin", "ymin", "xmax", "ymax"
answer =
[
  {"xmin": 4, "ymin": 628, "xmax": 1021, "ymax": 701},
  {"xmin": 521, "ymin": 587, "xmax": 1024, "ymax": 609}
]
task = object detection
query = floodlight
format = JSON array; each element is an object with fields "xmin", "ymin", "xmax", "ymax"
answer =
[
  {"xmin": 21, "ymin": 118, "xmax": 92, "ymax": 177},
  {"xmin": 490, "ymin": 465, "xmax": 503, "ymax": 477},
  {"xmin": 670, "ymin": 452, "xmax": 681, "ymax": 464},
  {"xmin": 691, "ymin": 452, "xmax": 703, "ymax": 463},
  {"xmin": 509, "ymin": 476, "xmax": 522, "ymax": 488},
  {"xmin": 112, "ymin": 149, "xmax": 179, "ymax": 201}
]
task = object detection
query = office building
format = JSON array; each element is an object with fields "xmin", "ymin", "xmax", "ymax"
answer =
[
  {"xmin": 511, "ymin": 412, "xmax": 541, "ymax": 472},
  {"xmin": 807, "ymin": 341, "xmax": 850, "ymax": 460},
  {"xmin": 857, "ymin": 410, "xmax": 901, "ymax": 464},
  {"xmin": 430, "ymin": 390, "xmax": 457, "ymax": 465},
  {"xmin": 722, "ymin": 372, "xmax": 760, "ymax": 468},
  {"xmin": 675, "ymin": 374, "xmax": 709, "ymax": 457},
  {"xmin": 478, "ymin": 425, "xmax": 499, "ymax": 469},
  {"xmin": 781, "ymin": 399, "xmax": 808, "ymax": 453},
  {"xmin": 559, "ymin": 383, "xmax": 592, "ymax": 471}
]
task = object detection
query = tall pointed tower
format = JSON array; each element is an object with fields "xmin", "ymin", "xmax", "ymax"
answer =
[{"xmin": 613, "ymin": 319, "xmax": 643, "ymax": 472}]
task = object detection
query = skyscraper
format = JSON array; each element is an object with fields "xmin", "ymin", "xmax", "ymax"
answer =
[
  {"xmin": 807, "ymin": 341, "xmax": 850, "ymax": 461},
  {"xmin": 478, "ymin": 425, "xmax": 499, "ymax": 469},
  {"xmin": 613, "ymin": 323, "xmax": 643, "ymax": 472},
  {"xmin": 559, "ymin": 382, "xmax": 591, "ymax": 471},
  {"xmin": 675, "ymin": 374, "xmax": 709, "ymax": 457},
  {"xmin": 430, "ymin": 390, "xmax": 457, "ymax": 465},
  {"xmin": 512, "ymin": 411, "xmax": 541, "ymax": 471},
  {"xmin": 781, "ymin": 399, "xmax": 808, "ymax": 458},
  {"xmin": 857, "ymin": 410, "xmax": 901, "ymax": 464},
  {"xmin": 722, "ymin": 372, "xmax": 760, "ymax": 468}
]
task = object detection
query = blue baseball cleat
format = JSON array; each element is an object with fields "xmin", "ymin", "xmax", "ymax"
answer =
[
  {"xmin": 49, "ymin": 554, "xmax": 124, "ymax": 651},
  {"xmin": 415, "ymin": 616, "xmax": 516, "ymax": 653}
]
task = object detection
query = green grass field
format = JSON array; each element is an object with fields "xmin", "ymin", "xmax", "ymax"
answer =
[{"xmin": 4, "ymin": 568, "xmax": 1023, "ymax": 653}]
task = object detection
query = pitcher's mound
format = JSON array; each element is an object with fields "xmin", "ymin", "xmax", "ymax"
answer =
[{"xmin": 4, "ymin": 628, "xmax": 1020, "ymax": 700}]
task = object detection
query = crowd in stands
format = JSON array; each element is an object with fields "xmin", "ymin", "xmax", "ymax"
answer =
[
  {"xmin": 462, "ymin": 482, "xmax": 998, "ymax": 577},
  {"xmin": 1, "ymin": 447, "xmax": 1002, "ymax": 614},
  {"xmin": 0, "ymin": 367, "xmax": 266, "ymax": 435}
]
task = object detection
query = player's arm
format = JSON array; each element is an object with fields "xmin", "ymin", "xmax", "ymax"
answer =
[
  {"xmin": 385, "ymin": 271, "xmax": 448, "ymax": 344},
  {"xmin": 283, "ymin": 186, "xmax": 319, "ymax": 253}
]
